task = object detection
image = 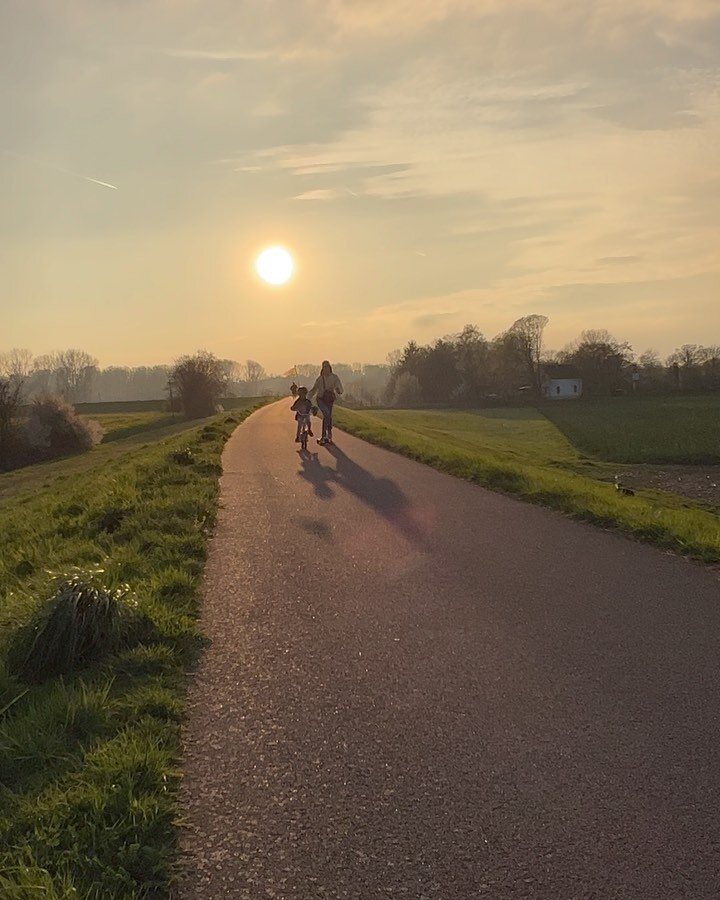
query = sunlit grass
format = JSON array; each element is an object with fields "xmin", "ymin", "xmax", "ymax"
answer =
[
  {"xmin": 89, "ymin": 411, "xmax": 181, "ymax": 443},
  {"xmin": 335, "ymin": 407, "xmax": 720, "ymax": 563},
  {"xmin": 0, "ymin": 401, "xmax": 263, "ymax": 897}
]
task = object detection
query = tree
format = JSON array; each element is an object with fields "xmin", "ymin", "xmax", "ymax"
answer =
[
  {"xmin": 454, "ymin": 324, "xmax": 489, "ymax": 402},
  {"xmin": 243, "ymin": 359, "xmax": 267, "ymax": 386},
  {"xmin": 506, "ymin": 314, "xmax": 548, "ymax": 394},
  {"xmin": 169, "ymin": 351, "xmax": 226, "ymax": 418},
  {"xmin": 35, "ymin": 349, "xmax": 99, "ymax": 402},
  {"xmin": 700, "ymin": 346, "xmax": 720, "ymax": 389},
  {"xmin": 420, "ymin": 338, "xmax": 461, "ymax": 402},
  {"xmin": 0, "ymin": 377, "xmax": 24, "ymax": 470},
  {"xmin": 667, "ymin": 344, "xmax": 703, "ymax": 369},
  {"xmin": 667, "ymin": 344, "xmax": 704, "ymax": 390},
  {"xmin": 562, "ymin": 330, "xmax": 633, "ymax": 395},
  {"xmin": 487, "ymin": 332, "xmax": 527, "ymax": 397},
  {"xmin": 392, "ymin": 373, "xmax": 422, "ymax": 407},
  {"xmin": 637, "ymin": 349, "xmax": 666, "ymax": 391},
  {"xmin": 0, "ymin": 348, "xmax": 34, "ymax": 381}
]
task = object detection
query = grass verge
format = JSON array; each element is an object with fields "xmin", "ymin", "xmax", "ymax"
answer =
[
  {"xmin": 334, "ymin": 407, "xmax": 720, "ymax": 564},
  {"xmin": 0, "ymin": 404, "xmax": 265, "ymax": 898}
]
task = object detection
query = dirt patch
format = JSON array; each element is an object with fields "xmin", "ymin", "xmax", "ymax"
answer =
[{"xmin": 620, "ymin": 465, "xmax": 720, "ymax": 510}]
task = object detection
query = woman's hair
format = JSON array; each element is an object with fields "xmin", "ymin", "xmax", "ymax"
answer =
[{"xmin": 321, "ymin": 360, "xmax": 332, "ymax": 373}]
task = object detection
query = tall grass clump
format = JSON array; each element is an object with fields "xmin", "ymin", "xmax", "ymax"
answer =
[{"xmin": 8, "ymin": 571, "xmax": 152, "ymax": 684}]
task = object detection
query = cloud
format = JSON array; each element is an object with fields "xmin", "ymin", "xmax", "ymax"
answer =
[
  {"xmin": 597, "ymin": 255, "xmax": 641, "ymax": 265},
  {"xmin": 159, "ymin": 47, "xmax": 271, "ymax": 61},
  {"xmin": 413, "ymin": 311, "xmax": 458, "ymax": 328},
  {"xmin": 293, "ymin": 189, "xmax": 341, "ymax": 201}
]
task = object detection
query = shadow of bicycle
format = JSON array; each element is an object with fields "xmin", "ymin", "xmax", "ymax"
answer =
[{"xmin": 297, "ymin": 443, "xmax": 427, "ymax": 547}]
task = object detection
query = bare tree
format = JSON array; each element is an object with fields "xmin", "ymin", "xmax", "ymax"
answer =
[
  {"xmin": 35, "ymin": 349, "xmax": 99, "ymax": 402},
  {"xmin": 243, "ymin": 359, "xmax": 267, "ymax": 385},
  {"xmin": 666, "ymin": 344, "xmax": 703, "ymax": 369},
  {"xmin": 507, "ymin": 314, "xmax": 549, "ymax": 394},
  {"xmin": 0, "ymin": 348, "xmax": 34, "ymax": 381}
]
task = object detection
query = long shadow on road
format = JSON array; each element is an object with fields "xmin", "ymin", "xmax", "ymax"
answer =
[{"xmin": 296, "ymin": 444, "xmax": 428, "ymax": 548}]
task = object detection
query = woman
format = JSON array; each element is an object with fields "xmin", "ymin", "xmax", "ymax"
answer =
[{"xmin": 309, "ymin": 360, "xmax": 343, "ymax": 446}]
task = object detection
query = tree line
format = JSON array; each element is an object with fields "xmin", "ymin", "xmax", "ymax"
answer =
[
  {"xmin": 385, "ymin": 316, "xmax": 720, "ymax": 406},
  {"xmin": 0, "ymin": 348, "xmax": 393, "ymax": 407}
]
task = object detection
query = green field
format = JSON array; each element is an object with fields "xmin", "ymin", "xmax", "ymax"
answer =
[
  {"xmin": 543, "ymin": 395, "xmax": 720, "ymax": 464},
  {"xmin": 0, "ymin": 400, "xmax": 263, "ymax": 897},
  {"xmin": 334, "ymin": 404, "xmax": 720, "ymax": 563}
]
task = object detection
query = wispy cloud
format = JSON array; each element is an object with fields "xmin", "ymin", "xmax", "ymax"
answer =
[
  {"xmin": 293, "ymin": 189, "xmax": 341, "ymax": 201},
  {"xmin": 158, "ymin": 47, "xmax": 270, "ymax": 61},
  {"xmin": 598, "ymin": 255, "xmax": 641, "ymax": 265}
]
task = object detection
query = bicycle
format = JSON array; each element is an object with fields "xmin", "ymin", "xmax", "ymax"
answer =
[{"xmin": 297, "ymin": 412, "xmax": 312, "ymax": 451}]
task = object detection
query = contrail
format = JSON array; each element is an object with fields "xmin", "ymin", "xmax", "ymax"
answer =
[{"xmin": 1, "ymin": 148, "xmax": 118, "ymax": 190}]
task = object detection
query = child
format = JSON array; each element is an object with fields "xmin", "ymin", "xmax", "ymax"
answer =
[{"xmin": 290, "ymin": 386, "xmax": 314, "ymax": 442}]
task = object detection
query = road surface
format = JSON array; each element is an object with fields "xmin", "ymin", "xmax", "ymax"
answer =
[{"xmin": 179, "ymin": 401, "xmax": 720, "ymax": 898}]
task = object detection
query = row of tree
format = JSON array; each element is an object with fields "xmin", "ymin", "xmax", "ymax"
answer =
[
  {"xmin": 0, "ymin": 350, "xmax": 272, "ymax": 404},
  {"xmin": 0, "ymin": 348, "xmax": 393, "ymax": 406},
  {"xmin": 385, "ymin": 317, "xmax": 720, "ymax": 405}
]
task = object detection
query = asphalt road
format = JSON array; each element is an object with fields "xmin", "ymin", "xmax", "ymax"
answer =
[{"xmin": 179, "ymin": 401, "xmax": 720, "ymax": 898}]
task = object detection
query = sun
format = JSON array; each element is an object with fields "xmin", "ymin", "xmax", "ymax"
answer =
[{"xmin": 255, "ymin": 246, "xmax": 294, "ymax": 286}]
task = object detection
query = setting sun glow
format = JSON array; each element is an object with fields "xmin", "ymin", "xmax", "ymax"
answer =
[{"xmin": 255, "ymin": 246, "xmax": 294, "ymax": 286}]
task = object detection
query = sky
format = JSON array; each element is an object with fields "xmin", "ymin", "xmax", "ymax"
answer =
[{"xmin": 1, "ymin": 0, "xmax": 719, "ymax": 372}]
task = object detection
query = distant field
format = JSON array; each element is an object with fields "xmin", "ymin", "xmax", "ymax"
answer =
[
  {"xmin": 542, "ymin": 395, "xmax": 720, "ymax": 464},
  {"xmin": 335, "ymin": 406, "xmax": 720, "ymax": 563}
]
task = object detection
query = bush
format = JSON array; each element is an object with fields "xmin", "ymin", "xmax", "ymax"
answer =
[
  {"xmin": 168, "ymin": 351, "xmax": 225, "ymax": 418},
  {"xmin": 23, "ymin": 395, "xmax": 103, "ymax": 462},
  {"xmin": 8, "ymin": 572, "xmax": 153, "ymax": 684}
]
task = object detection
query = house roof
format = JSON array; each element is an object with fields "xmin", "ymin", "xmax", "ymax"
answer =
[{"xmin": 542, "ymin": 363, "xmax": 582, "ymax": 380}]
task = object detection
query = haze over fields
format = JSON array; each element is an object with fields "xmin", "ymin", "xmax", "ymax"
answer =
[{"xmin": 2, "ymin": 1, "xmax": 719, "ymax": 369}]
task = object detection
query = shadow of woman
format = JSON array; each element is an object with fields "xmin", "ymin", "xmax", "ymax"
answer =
[{"xmin": 297, "ymin": 443, "xmax": 427, "ymax": 548}]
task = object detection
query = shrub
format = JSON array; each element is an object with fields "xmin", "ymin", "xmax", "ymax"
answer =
[
  {"xmin": 8, "ymin": 572, "xmax": 153, "ymax": 683},
  {"xmin": 168, "ymin": 351, "xmax": 225, "ymax": 418},
  {"xmin": 23, "ymin": 395, "xmax": 103, "ymax": 462}
]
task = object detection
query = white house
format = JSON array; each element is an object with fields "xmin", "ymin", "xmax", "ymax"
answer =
[{"xmin": 541, "ymin": 364, "xmax": 583, "ymax": 400}]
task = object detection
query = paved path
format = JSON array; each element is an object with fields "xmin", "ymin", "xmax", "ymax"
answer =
[{"xmin": 179, "ymin": 401, "xmax": 720, "ymax": 898}]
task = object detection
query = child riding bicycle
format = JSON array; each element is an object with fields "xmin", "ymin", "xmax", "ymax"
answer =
[{"xmin": 291, "ymin": 387, "xmax": 314, "ymax": 443}]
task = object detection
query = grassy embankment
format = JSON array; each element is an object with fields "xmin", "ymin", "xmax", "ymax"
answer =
[
  {"xmin": 334, "ymin": 400, "xmax": 720, "ymax": 563},
  {"xmin": 0, "ymin": 400, "xmax": 264, "ymax": 898}
]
